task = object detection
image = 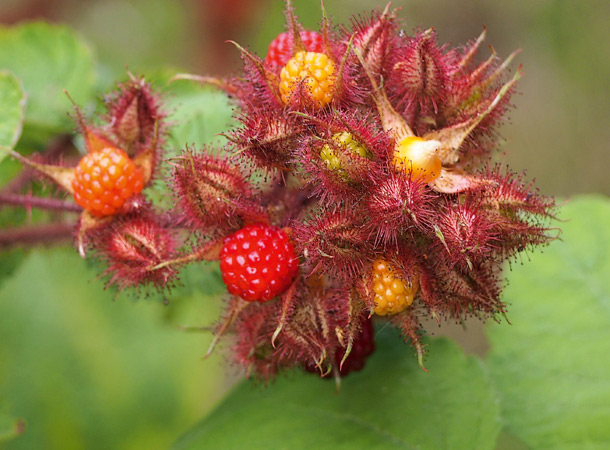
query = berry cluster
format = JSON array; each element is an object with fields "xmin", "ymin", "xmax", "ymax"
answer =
[
  {"xmin": 7, "ymin": 73, "xmax": 171, "ymax": 274},
  {"xmin": 205, "ymin": 3, "xmax": 555, "ymax": 379},
  {"xmin": 10, "ymin": 3, "xmax": 556, "ymax": 383}
]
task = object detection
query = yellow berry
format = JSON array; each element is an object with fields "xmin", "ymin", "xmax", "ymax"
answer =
[
  {"xmin": 393, "ymin": 136, "xmax": 442, "ymax": 183},
  {"xmin": 319, "ymin": 132, "xmax": 370, "ymax": 181},
  {"xmin": 279, "ymin": 51, "xmax": 336, "ymax": 108},
  {"xmin": 371, "ymin": 257, "xmax": 418, "ymax": 316}
]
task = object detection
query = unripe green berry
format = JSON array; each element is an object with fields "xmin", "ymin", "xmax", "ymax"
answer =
[{"xmin": 319, "ymin": 132, "xmax": 370, "ymax": 181}]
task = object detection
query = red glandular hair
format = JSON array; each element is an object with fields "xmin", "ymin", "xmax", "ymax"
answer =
[
  {"xmin": 190, "ymin": 2, "xmax": 557, "ymax": 380},
  {"xmin": 35, "ymin": 2, "xmax": 556, "ymax": 382}
]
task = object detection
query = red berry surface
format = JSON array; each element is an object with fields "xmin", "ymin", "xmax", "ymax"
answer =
[
  {"xmin": 72, "ymin": 147, "xmax": 144, "ymax": 217},
  {"xmin": 219, "ymin": 223, "xmax": 299, "ymax": 302},
  {"xmin": 264, "ymin": 30, "xmax": 324, "ymax": 68}
]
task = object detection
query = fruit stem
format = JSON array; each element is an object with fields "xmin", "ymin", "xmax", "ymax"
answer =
[{"xmin": 0, "ymin": 193, "xmax": 82, "ymax": 212}]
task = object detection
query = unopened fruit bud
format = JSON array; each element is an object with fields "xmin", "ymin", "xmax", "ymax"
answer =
[
  {"xmin": 102, "ymin": 217, "xmax": 177, "ymax": 291},
  {"xmin": 173, "ymin": 152, "xmax": 251, "ymax": 230},
  {"xmin": 107, "ymin": 78, "xmax": 163, "ymax": 147}
]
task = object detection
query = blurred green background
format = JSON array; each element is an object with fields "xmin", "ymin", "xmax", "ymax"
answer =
[
  {"xmin": 0, "ymin": 0, "xmax": 608, "ymax": 449},
  {"xmin": 2, "ymin": 0, "xmax": 607, "ymax": 196}
]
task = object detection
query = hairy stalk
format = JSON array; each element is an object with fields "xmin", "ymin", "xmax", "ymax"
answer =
[
  {"xmin": 0, "ymin": 223, "xmax": 75, "ymax": 249},
  {"xmin": 0, "ymin": 193, "xmax": 82, "ymax": 212}
]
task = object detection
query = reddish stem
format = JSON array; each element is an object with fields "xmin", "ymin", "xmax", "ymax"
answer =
[
  {"xmin": 0, "ymin": 223, "xmax": 75, "ymax": 249},
  {"xmin": 0, "ymin": 193, "xmax": 82, "ymax": 212}
]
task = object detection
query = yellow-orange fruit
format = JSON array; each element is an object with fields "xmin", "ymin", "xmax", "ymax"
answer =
[
  {"xmin": 372, "ymin": 257, "xmax": 418, "ymax": 316},
  {"xmin": 393, "ymin": 136, "xmax": 442, "ymax": 183},
  {"xmin": 279, "ymin": 51, "xmax": 336, "ymax": 108},
  {"xmin": 72, "ymin": 147, "xmax": 144, "ymax": 217}
]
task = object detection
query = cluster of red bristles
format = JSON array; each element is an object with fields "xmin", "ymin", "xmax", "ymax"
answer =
[{"xmin": 8, "ymin": 2, "xmax": 557, "ymax": 383}]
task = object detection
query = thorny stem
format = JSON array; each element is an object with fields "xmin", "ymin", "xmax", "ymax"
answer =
[
  {"xmin": 0, "ymin": 193, "xmax": 82, "ymax": 213},
  {"xmin": 0, "ymin": 223, "xmax": 75, "ymax": 249}
]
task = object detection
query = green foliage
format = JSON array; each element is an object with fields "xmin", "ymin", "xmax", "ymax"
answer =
[
  {"xmin": 0, "ymin": 412, "xmax": 25, "ymax": 444},
  {"xmin": 0, "ymin": 2, "xmax": 608, "ymax": 448},
  {"xmin": 0, "ymin": 71, "xmax": 25, "ymax": 161},
  {"xmin": 141, "ymin": 79, "xmax": 235, "ymax": 209},
  {"xmin": 174, "ymin": 332, "xmax": 501, "ymax": 450},
  {"xmin": 0, "ymin": 22, "xmax": 95, "ymax": 147},
  {"xmin": 0, "ymin": 249, "xmax": 228, "ymax": 450},
  {"xmin": 486, "ymin": 196, "xmax": 610, "ymax": 449},
  {"xmin": 173, "ymin": 196, "xmax": 610, "ymax": 449},
  {"xmin": 166, "ymin": 81, "xmax": 234, "ymax": 151}
]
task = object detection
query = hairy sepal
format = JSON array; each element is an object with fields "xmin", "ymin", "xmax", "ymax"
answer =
[
  {"xmin": 97, "ymin": 214, "xmax": 178, "ymax": 292},
  {"xmin": 230, "ymin": 110, "xmax": 303, "ymax": 171},
  {"xmin": 172, "ymin": 148, "xmax": 255, "ymax": 234},
  {"xmin": 294, "ymin": 207, "xmax": 372, "ymax": 278},
  {"xmin": 385, "ymin": 29, "xmax": 450, "ymax": 128},
  {"xmin": 365, "ymin": 173, "xmax": 438, "ymax": 247}
]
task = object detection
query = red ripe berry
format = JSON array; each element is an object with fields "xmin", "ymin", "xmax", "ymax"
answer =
[
  {"xmin": 264, "ymin": 30, "xmax": 324, "ymax": 68},
  {"xmin": 72, "ymin": 147, "xmax": 144, "ymax": 217},
  {"xmin": 219, "ymin": 223, "xmax": 299, "ymax": 302},
  {"xmin": 336, "ymin": 317, "xmax": 376, "ymax": 376}
]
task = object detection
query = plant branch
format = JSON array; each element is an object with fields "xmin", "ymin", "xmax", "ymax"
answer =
[
  {"xmin": 0, "ymin": 193, "xmax": 82, "ymax": 212},
  {"xmin": 0, "ymin": 223, "xmax": 75, "ymax": 249}
]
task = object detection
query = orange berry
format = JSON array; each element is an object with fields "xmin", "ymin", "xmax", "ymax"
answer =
[
  {"xmin": 371, "ymin": 257, "xmax": 418, "ymax": 316},
  {"xmin": 393, "ymin": 136, "xmax": 442, "ymax": 183},
  {"xmin": 72, "ymin": 147, "xmax": 144, "ymax": 217},
  {"xmin": 279, "ymin": 51, "xmax": 336, "ymax": 108}
]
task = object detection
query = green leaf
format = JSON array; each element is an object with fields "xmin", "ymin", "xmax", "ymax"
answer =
[
  {"xmin": 486, "ymin": 195, "xmax": 610, "ymax": 449},
  {"xmin": 0, "ymin": 248, "xmax": 230, "ymax": 450},
  {"xmin": 0, "ymin": 412, "xmax": 25, "ymax": 444},
  {"xmin": 166, "ymin": 81, "xmax": 234, "ymax": 152},
  {"xmin": 0, "ymin": 22, "xmax": 95, "ymax": 146},
  {"xmin": 0, "ymin": 71, "xmax": 26, "ymax": 161},
  {"xmin": 175, "ymin": 331, "xmax": 501, "ymax": 450},
  {"xmin": 143, "ymin": 81, "xmax": 234, "ymax": 208}
]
